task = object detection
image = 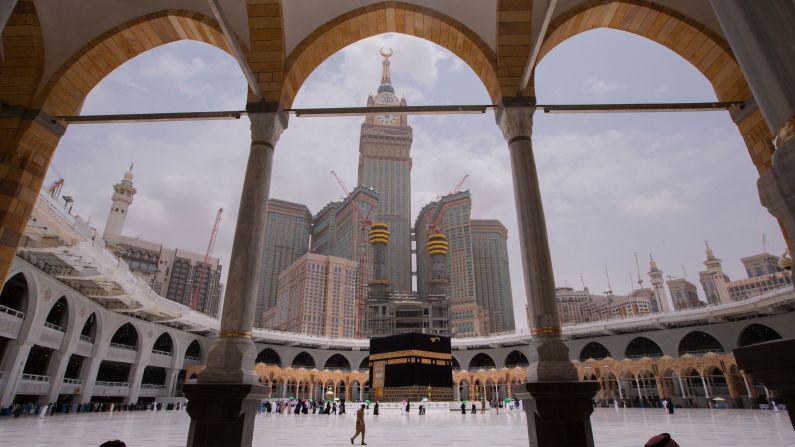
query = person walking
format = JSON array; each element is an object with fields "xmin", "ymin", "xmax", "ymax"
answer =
[
  {"xmin": 461, "ymin": 402, "xmax": 467, "ymax": 414},
  {"xmin": 373, "ymin": 401, "xmax": 380, "ymax": 416},
  {"xmin": 350, "ymin": 404, "xmax": 367, "ymax": 445},
  {"xmin": 480, "ymin": 399, "xmax": 486, "ymax": 414},
  {"xmin": 471, "ymin": 402, "xmax": 476, "ymax": 414}
]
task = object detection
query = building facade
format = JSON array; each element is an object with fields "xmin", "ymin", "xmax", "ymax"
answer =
[
  {"xmin": 471, "ymin": 219, "xmax": 515, "ymax": 334},
  {"xmin": 255, "ymin": 199, "xmax": 312, "ymax": 327},
  {"xmin": 357, "ymin": 50, "xmax": 413, "ymax": 293},
  {"xmin": 102, "ymin": 169, "xmax": 223, "ymax": 317},
  {"xmin": 271, "ymin": 253, "xmax": 357, "ymax": 338},
  {"xmin": 666, "ymin": 278, "xmax": 704, "ymax": 310}
]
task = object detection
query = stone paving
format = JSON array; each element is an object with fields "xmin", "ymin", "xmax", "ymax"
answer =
[{"xmin": 0, "ymin": 407, "xmax": 793, "ymax": 446}]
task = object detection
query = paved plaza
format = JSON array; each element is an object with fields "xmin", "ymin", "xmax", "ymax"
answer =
[{"xmin": 1, "ymin": 407, "xmax": 793, "ymax": 446}]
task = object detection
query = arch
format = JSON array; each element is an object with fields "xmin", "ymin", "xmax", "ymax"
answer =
[
  {"xmin": 451, "ymin": 356, "xmax": 461, "ymax": 370},
  {"xmin": 152, "ymin": 332, "xmax": 174, "ymax": 354},
  {"xmin": 504, "ymin": 350, "xmax": 529, "ymax": 368},
  {"xmin": 0, "ymin": 0, "xmax": 44, "ymax": 107},
  {"xmin": 579, "ymin": 342, "xmax": 612, "ymax": 361},
  {"xmin": 280, "ymin": 1, "xmax": 500, "ymax": 107},
  {"xmin": 79, "ymin": 312, "xmax": 97, "ymax": 341},
  {"xmin": 44, "ymin": 296, "xmax": 68, "ymax": 331},
  {"xmin": 324, "ymin": 354, "xmax": 351, "ymax": 371},
  {"xmin": 358, "ymin": 356, "xmax": 369, "ymax": 370},
  {"xmin": 291, "ymin": 351, "xmax": 316, "ymax": 369},
  {"xmin": 536, "ymin": 1, "xmax": 749, "ymax": 103},
  {"xmin": 184, "ymin": 340, "xmax": 202, "ymax": 361},
  {"xmin": 256, "ymin": 348, "xmax": 282, "ymax": 366},
  {"xmin": 468, "ymin": 353, "xmax": 496, "ymax": 370},
  {"xmin": 0, "ymin": 272, "xmax": 30, "ymax": 315},
  {"xmin": 738, "ymin": 323, "xmax": 782, "ymax": 347},
  {"xmin": 678, "ymin": 331, "xmax": 724, "ymax": 356},
  {"xmin": 35, "ymin": 10, "xmax": 242, "ymax": 117},
  {"xmin": 110, "ymin": 322, "xmax": 139, "ymax": 350},
  {"xmin": 625, "ymin": 337, "xmax": 663, "ymax": 359}
]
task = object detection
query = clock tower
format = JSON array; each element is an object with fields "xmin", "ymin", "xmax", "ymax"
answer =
[{"xmin": 358, "ymin": 49, "xmax": 413, "ymax": 292}]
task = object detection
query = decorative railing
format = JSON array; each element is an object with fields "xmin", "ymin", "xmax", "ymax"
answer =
[
  {"xmin": 63, "ymin": 378, "xmax": 82, "ymax": 385},
  {"xmin": 626, "ymin": 353, "xmax": 664, "ymax": 360},
  {"xmin": 21, "ymin": 374, "xmax": 50, "ymax": 383},
  {"xmin": 109, "ymin": 342, "xmax": 137, "ymax": 351},
  {"xmin": 184, "ymin": 355, "xmax": 201, "ymax": 362},
  {"xmin": 679, "ymin": 349, "xmax": 725, "ymax": 357},
  {"xmin": 152, "ymin": 349, "xmax": 173, "ymax": 357},
  {"xmin": 140, "ymin": 383, "xmax": 166, "ymax": 390},
  {"xmin": 79, "ymin": 334, "xmax": 95, "ymax": 344},
  {"xmin": 95, "ymin": 381, "xmax": 129, "ymax": 387},
  {"xmin": 0, "ymin": 305, "xmax": 25, "ymax": 319},
  {"xmin": 44, "ymin": 321, "xmax": 65, "ymax": 332}
]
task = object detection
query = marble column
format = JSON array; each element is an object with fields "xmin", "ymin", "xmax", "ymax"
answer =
[
  {"xmin": 0, "ymin": 341, "xmax": 31, "ymax": 408},
  {"xmin": 711, "ymin": 1, "xmax": 795, "ymax": 247},
  {"xmin": 701, "ymin": 376, "xmax": 711, "ymax": 399},
  {"xmin": 45, "ymin": 350, "xmax": 72, "ymax": 403},
  {"xmin": 184, "ymin": 107, "xmax": 285, "ymax": 447},
  {"xmin": 498, "ymin": 97, "xmax": 597, "ymax": 447}
]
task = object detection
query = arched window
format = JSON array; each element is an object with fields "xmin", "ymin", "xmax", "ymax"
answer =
[
  {"xmin": 468, "ymin": 353, "xmax": 496, "ymax": 370},
  {"xmin": 359, "ymin": 356, "xmax": 369, "ymax": 370},
  {"xmin": 579, "ymin": 342, "xmax": 611, "ymax": 361},
  {"xmin": 0, "ymin": 273, "xmax": 29, "ymax": 315},
  {"xmin": 152, "ymin": 333, "xmax": 174, "ymax": 355},
  {"xmin": 44, "ymin": 297, "xmax": 69, "ymax": 332},
  {"xmin": 185, "ymin": 340, "xmax": 202, "ymax": 361},
  {"xmin": 625, "ymin": 337, "xmax": 663, "ymax": 359},
  {"xmin": 80, "ymin": 313, "xmax": 97, "ymax": 342},
  {"xmin": 110, "ymin": 323, "xmax": 139, "ymax": 350},
  {"xmin": 678, "ymin": 331, "xmax": 724, "ymax": 356},
  {"xmin": 738, "ymin": 324, "xmax": 782, "ymax": 347},
  {"xmin": 324, "ymin": 354, "xmax": 351, "ymax": 371},
  {"xmin": 291, "ymin": 352, "xmax": 316, "ymax": 369},
  {"xmin": 505, "ymin": 350, "xmax": 529, "ymax": 367},
  {"xmin": 256, "ymin": 348, "xmax": 281, "ymax": 366}
]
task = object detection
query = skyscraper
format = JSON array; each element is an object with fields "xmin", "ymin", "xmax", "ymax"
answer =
[
  {"xmin": 357, "ymin": 49, "xmax": 413, "ymax": 292},
  {"xmin": 255, "ymin": 198, "xmax": 312, "ymax": 327},
  {"xmin": 471, "ymin": 219, "xmax": 515, "ymax": 333}
]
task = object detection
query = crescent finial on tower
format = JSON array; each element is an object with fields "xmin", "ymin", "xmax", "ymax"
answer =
[{"xmin": 380, "ymin": 47, "xmax": 393, "ymax": 58}]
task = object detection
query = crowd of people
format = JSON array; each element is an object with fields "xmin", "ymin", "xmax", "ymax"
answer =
[{"xmin": 3, "ymin": 400, "xmax": 183, "ymax": 418}]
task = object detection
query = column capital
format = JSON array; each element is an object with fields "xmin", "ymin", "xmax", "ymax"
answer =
[
  {"xmin": 246, "ymin": 102, "xmax": 288, "ymax": 147},
  {"xmin": 495, "ymin": 96, "xmax": 536, "ymax": 142}
]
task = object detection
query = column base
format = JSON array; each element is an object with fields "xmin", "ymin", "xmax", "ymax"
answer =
[
  {"xmin": 184, "ymin": 383, "xmax": 266, "ymax": 447},
  {"xmin": 514, "ymin": 381, "xmax": 600, "ymax": 447},
  {"xmin": 734, "ymin": 339, "xmax": 795, "ymax": 430}
]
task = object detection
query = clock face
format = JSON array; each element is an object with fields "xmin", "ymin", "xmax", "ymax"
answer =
[{"xmin": 376, "ymin": 114, "xmax": 399, "ymax": 125}]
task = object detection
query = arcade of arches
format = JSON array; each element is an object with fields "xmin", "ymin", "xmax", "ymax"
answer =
[{"xmin": 1, "ymin": 0, "xmax": 794, "ymax": 285}]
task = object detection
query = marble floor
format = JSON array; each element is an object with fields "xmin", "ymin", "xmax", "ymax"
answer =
[{"xmin": 1, "ymin": 407, "xmax": 794, "ymax": 446}]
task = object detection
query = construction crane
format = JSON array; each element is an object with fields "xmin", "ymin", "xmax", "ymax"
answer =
[
  {"xmin": 330, "ymin": 170, "xmax": 372, "ymax": 338},
  {"xmin": 46, "ymin": 178, "xmax": 64, "ymax": 199},
  {"xmin": 452, "ymin": 174, "xmax": 470, "ymax": 194},
  {"xmin": 189, "ymin": 208, "xmax": 223, "ymax": 311},
  {"xmin": 429, "ymin": 175, "xmax": 470, "ymax": 234}
]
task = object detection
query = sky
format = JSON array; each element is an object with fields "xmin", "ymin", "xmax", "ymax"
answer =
[{"xmin": 49, "ymin": 29, "xmax": 785, "ymax": 331}]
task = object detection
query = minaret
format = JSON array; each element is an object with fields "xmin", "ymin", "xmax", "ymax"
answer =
[
  {"xmin": 368, "ymin": 223, "xmax": 390, "ymax": 296},
  {"xmin": 648, "ymin": 254, "xmax": 673, "ymax": 312},
  {"xmin": 700, "ymin": 242, "xmax": 731, "ymax": 305},
  {"xmin": 427, "ymin": 232, "xmax": 449, "ymax": 296},
  {"xmin": 103, "ymin": 164, "xmax": 137, "ymax": 238}
]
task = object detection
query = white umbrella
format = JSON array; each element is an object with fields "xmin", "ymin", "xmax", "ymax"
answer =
[{"xmin": 711, "ymin": 397, "xmax": 726, "ymax": 401}]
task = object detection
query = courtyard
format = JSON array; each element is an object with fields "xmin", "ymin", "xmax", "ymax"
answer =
[{"xmin": 1, "ymin": 407, "xmax": 793, "ymax": 446}]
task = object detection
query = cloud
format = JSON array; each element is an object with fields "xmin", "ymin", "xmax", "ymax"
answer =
[{"xmin": 581, "ymin": 77, "xmax": 627, "ymax": 95}]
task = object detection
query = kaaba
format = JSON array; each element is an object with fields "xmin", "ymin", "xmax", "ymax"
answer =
[{"xmin": 368, "ymin": 332, "xmax": 454, "ymax": 402}]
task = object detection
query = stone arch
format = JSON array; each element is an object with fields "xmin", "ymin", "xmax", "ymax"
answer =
[
  {"xmin": 43, "ymin": 296, "xmax": 69, "ymax": 331},
  {"xmin": 579, "ymin": 342, "xmax": 612, "ymax": 361},
  {"xmin": 358, "ymin": 356, "xmax": 369, "ymax": 370},
  {"xmin": 737, "ymin": 323, "xmax": 782, "ymax": 347},
  {"xmin": 468, "ymin": 353, "xmax": 496, "ymax": 370},
  {"xmin": 256, "ymin": 348, "xmax": 282, "ymax": 366},
  {"xmin": 451, "ymin": 355, "xmax": 462, "ymax": 370},
  {"xmin": 291, "ymin": 351, "xmax": 316, "ymax": 369},
  {"xmin": 536, "ymin": 1, "xmax": 749, "ymax": 102},
  {"xmin": 504, "ymin": 350, "xmax": 529, "ymax": 368},
  {"xmin": 535, "ymin": 0, "xmax": 776, "ymax": 184},
  {"xmin": 324, "ymin": 353, "xmax": 351, "ymax": 371},
  {"xmin": 280, "ymin": 1, "xmax": 500, "ymax": 107},
  {"xmin": 152, "ymin": 332, "xmax": 174, "ymax": 354},
  {"xmin": 625, "ymin": 337, "xmax": 663, "ymax": 359},
  {"xmin": 109, "ymin": 322, "xmax": 139, "ymax": 350},
  {"xmin": 678, "ymin": 330, "xmax": 724, "ymax": 356},
  {"xmin": 35, "ymin": 9, "xmax": 243, "ymax": 117},
  {"xmin": 0, "ymin": 272, "xmax": 30, "ymax": 316}
]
